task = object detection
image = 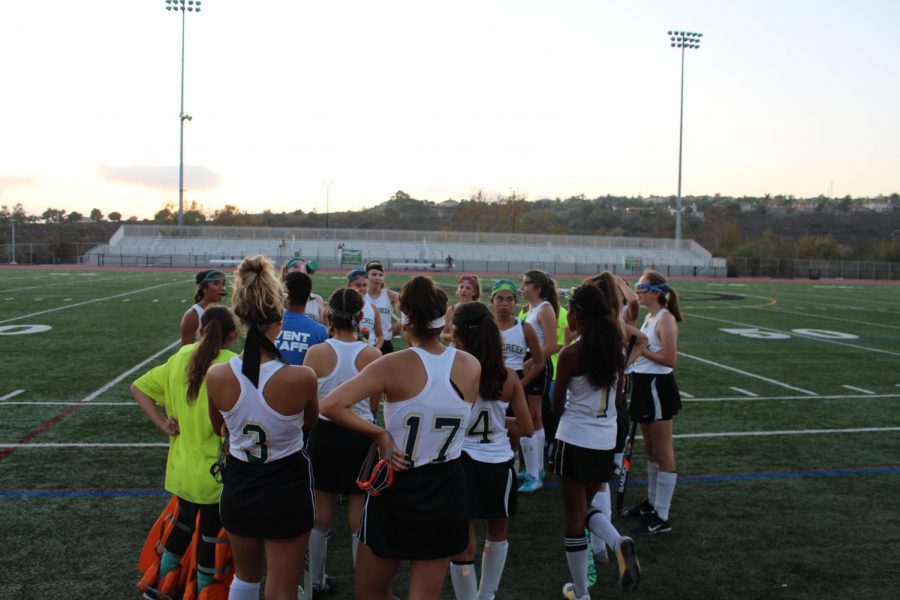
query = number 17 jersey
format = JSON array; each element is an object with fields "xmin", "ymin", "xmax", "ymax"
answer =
[{"xmin": 384, "ymin": 347, "xmax": 472, "ymax": 469}]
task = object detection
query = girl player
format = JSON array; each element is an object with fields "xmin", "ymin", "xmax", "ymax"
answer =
[{"xmin": 180, "ymin": 270, "xmax": 226, "ymax": 345}]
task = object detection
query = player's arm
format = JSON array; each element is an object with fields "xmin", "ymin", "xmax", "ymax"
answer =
[
  {"xmin": 616, "ymin": 277, "xmax": 640, "ymax": 325},
  {"xmin": 371, "ymin": 303, "xmax": 384, "ymax": 349},
  {"xmin": 504, "ymin": 367, "xmax": 534, "ymax": 437},
  {"xmin": 440, "ymin": 305, "xmax": 455, "ymax": 342},
  {"xmin": 356, "ymin": 345, "xmax": 384, "ymax": 416},
  {"xmin": 179, "ymin": 309, "xmax": 199, "ymax": 346},
  {"xmin": 624, "ymin": 325, "xmax": 648, "ymax": 367},
  {"xmin": 640, "ymin": 314, "xmax": 678, "ymax": 368},
  {"xmin": 538, "ymin": 304, "xmax": 560, "ymax": 358},
  {"xmin": 131, "ymin": 384, "xmax": 178, "ymax": 436},
  {"xmin": 553, "ymin": 343, "xmax": 579, "ymax": 416},
  {"xmin": 519, "ymin": 322, "xmax": 545, "ymax": 387}
]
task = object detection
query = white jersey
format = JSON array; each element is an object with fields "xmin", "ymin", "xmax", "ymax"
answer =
[
  {"xmin": 368, "ymin": 288, "xmax": 394, "ymax": 338},
  {"xmin": 499, "ymin": 320, "xmax": 527, "ymax": 371},
  {"xmin": 305, "ymin": 294, "xmax": 324, "ymax": 323},
  {"xmin": 525, "ymin": 300, "xmax": 552, "ymax": 349},
  {"xmin": 632, "ymin": 308, "xmax": 673, "ymax": 375},
  {"xmin": 360, "ymin": 302, "xmax": 378, "ymax": 346},
  {"xmin": 317, "ymin": 339, "xmax": 373, "ymax": 423},
  {"xmin": 384, "ymin": 347, "xmax": 472, "ymax": 469},
  {"xmin": 555, "ymin": 374, "xmax": 618, "ymax": 450},
  {"xmin": 222, "ymin": 357, "xmax": 304, "ymax": 463},
  {"xmin": 191, "ymin": 303, "xmax": 205, "ymax": 341},
  {"xmin": 462, "ymin": 394, "xmax": 513, "ymax": 463}
]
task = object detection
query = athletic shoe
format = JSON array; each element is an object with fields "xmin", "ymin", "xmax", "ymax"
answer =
[
  {"xmin": 517, "ymin": 474, "xmax": 543, "ymax": 494},
  {"xmin": 593, "ymin": 545, "xmax": 609, "ymax": 566},
  {"xmin": 615, "ymin": 536, "xmax": 641, "ymax": 592},
  {"xmin": 632, "ymin": 513, "xmax": 672, "ymax": 535},
  {"xmin": 517, "ymin": 467, "xmax": 528, "ymax": 483},
  {"xmin": 561, "ymin": 582, "xmax": 590, "ymax": 600},
  {"xmin": 620, "ymin": 498, "xmax": 655, "ymax": 518},
  {"xmin": 312, "ymin": 575, "xmax": 337, "ymax": 599}
]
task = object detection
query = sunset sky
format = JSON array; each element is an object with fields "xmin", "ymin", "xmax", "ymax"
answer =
[{"xmin": 2, "ymin": 0, "xmax": 898, "ymax": 220}]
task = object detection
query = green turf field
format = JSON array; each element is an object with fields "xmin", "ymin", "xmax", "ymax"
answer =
[{"xmin": 1, "ymin": 268, "xmax": 899, "ymax": 599}]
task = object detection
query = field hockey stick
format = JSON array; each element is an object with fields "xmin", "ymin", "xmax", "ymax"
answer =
[{"xmin": 615, "ymin": 335, "xmax": 638, "ymax": 516}]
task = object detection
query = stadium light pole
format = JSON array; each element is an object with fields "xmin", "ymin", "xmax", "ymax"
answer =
[
  {"xmin": 324, "ymin": 180, "xmax": 333, "ymax": 229},
  {"xmin": 165, "ymin": 0, "xmax": 202, "ymax": 227},
  {"xmin": 668, "ymin": 30, "xmax": 702, "ymax": 247},
  {"xmin": 9, "ymin": 219, "xmax": 16, "ymax": 264}
]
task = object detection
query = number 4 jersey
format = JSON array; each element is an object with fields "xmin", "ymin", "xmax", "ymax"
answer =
[
  {"xmin": 221, "ymin": 357, "xmax": 305, "ymax": 464},
  {"xmin": 384, "ymin": 347, "xmax": 472, "ymax": 469},
  {"xmin": 462, "ymin": 394, "xmax": 513, "ymax": 463}
]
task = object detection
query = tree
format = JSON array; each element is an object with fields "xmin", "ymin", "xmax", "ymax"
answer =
[
  {"xmin": 66, "ymin": 211, "xmax": 84, "ymax": 223},
  {"xmin": 42, "ymin": 208, "xmax": 67, "ymax": 223},
  {"xmin": 108, "ymin": 211, "xmax": 122, "ymax": 222},
  {"xmin": 90, "ymin": 208, "xmax": 104, "ymax": 222},
  {"xmin": 154, "ymin": 205, "xmax": 175, "ymax": 224}
]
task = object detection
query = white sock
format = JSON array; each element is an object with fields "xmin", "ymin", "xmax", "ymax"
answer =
[
  {"xmin": 564, "ymin": 537, "xmax": 590, "ymax": 598},
  {"xmin": 309, "ymin": 528, "xmax": 329, "ymax": 587},
  {"xmin": 586, "ymin": 508, "xmax": 622, "ymax": 551},
  {"xmin": 655, "ymin": 472, "xmax": 677, "ymax": 520},
  {"xmin": 450, "ymin": 561, "xmax": 478, "ymax": 600},
  {"xmin": 478, "ymin": 539, "xmax": 508, "ymax": 600},
  {"xmin": 228, "ymin": 575, "xmax": 260, "ymax": 600},
  {"xmin": 647, "ymin": 462, "xmax": 660, "ymax": 506},
  {"xmin": 521, "ymin": 436, "xmax": 539, "ymax": 479},
  {"xmin": 536, "ymin": 428, "xmax": 546, "ymax": 473},
  {"xmin": 588, "ymin": 489, "xmax": 612, "ymax": 555},
  {"xmin": 351, "ymin": 532, "xmax": 360, "ymax": 566}
]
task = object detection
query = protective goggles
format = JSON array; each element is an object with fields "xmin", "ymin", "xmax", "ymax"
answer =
[{"xmin": 634, "ymin": 282, "xmax": 666, "ymax": 294}]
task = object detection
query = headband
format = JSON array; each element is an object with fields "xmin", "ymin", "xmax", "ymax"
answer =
[
  {"xmin": 347, "ymin": 268, "xmax": 367, "ymax": 283},
  {"xmin": 285, "ymin": 257, "xmax": 319, "ymax": 274},
  {"xmin": 400, "ymin": 312, "xmax": 446, "ymax": 329},
  {"xmin": 364, "ymin": 261, "xmax": 384, "ymax": 273},
  {"xmin": 491, "ymin": 278, "xmax": 519, "ymax": 298},
  {"xmin": 458, "ymin": 275, "xmax": 479, "ymax": 288},
  {"xmin": 197, "ymin": 270, "xmax": 225, "ymax": 285}
]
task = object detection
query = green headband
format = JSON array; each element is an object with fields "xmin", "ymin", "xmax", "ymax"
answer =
[
  {"xmin": 491, "ymin": 279, "xmax": 519, "ymax": 298},
  {"xmin": 285, "ymin": 257, "xmax": 318, "ymax": 274}
]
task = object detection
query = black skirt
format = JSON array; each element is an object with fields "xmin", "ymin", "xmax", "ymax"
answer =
[
  {"xmin": 306, "ymin": 418, "xmax": 372, "ymax": 495},
  {"xmin": 359, "ymin": 459, "xmax": 469, "ymax": 560},
  {"xmin": 220, "ymin": 450, "xmax": 315, "ymax": 539},
  {"xmin": 552, "ymin": 440, "xmax": 615, "ymax": 484},
  {"xmin": 461, "ymin": 453, "xmax": 516, "ymax": 520},
  {"xmin": 630, "ymin": 372, "xmax": 682, "ymax": 422}
]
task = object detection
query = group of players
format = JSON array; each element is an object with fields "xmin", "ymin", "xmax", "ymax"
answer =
[{"xmin": 132, "ymin": 257, "xmax": 683, "ymax": 600}]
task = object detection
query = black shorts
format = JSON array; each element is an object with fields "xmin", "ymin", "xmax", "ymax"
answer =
[
  {"xmin": 630, "ymin": 372, "xmax": 682, "ymax": 422},
  {"xmin": 220, "ymin": 450, "xmax": 315, "ymax": 539},
  {"xmin": 524, "ymin": 357, "xmax": 553, "ymax": 397},
  {"xmin": 306, "ymin": 419, "xmax": 372, "ymax": 495},
  {"xmin": 359, "ymin": 459, "xmax": 468, "ymax": 560},
  {"xmin": 380, "ymin": 340, "xmax": 395, "ymax": 355},
  {"xmin": 461, "ymin": 453, "xmax": 516, "ymax": 520},
  {"xmin": 552, "ymin": 440, "xmax": 615, "ymax": 484}
]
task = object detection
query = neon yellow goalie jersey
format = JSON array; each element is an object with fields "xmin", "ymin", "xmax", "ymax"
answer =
[{"xmin": 133, "ymin": 343, "xmax": 236, "ymax": 504}]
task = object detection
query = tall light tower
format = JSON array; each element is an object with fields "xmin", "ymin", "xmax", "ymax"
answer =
[
  {"xmin": 324, "ymin": 181, "xmax": 333, "ymax": 229},
  {"xmin": 668, "ymin": 30, "xmax": 702, "ymax": 246},
  {"xmin": 165, "ymin": 0, "xmax": 202, "ymax": 227}
]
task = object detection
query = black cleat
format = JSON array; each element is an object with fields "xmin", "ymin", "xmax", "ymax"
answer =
[
  {"xmin": 632, "ymin": 513, "xmax": 672, "ymax": 535},
  {"xmin": 620, "ymin": 498, "xmax": 655, "ymax": 518}
]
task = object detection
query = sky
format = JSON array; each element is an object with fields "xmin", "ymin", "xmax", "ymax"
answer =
[{"xmin": 2, "ymin": 0, "xmax": 899, "ymax": 220}]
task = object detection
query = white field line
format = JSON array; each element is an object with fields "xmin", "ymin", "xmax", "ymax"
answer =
[
  {"xmin": 842, "ymin": 385, "xmax": 875, "ymax": 395},
  {"xmin": 683, "ymin": 393, "xmax": 900, "ymax": 403},
  {"xmin": 729, "ymin": 387, "xmax": 758, "ymax": 397},
  {"xmin": 0, "ymin": 390, "xmax": 25, "ymax": 401},
  {"xmin": 688, "ymin": 313, "xmax": 900, "ymax": 358},
  {"xmin": 671, "ymin": 427, "xmax": 900, "ymax": 440},
  {"xmin": 749, "ymin": 305, "xmax": 900, "ymax": 331},
  {"xmin": 0, "ymin": 275, "xmax": 124, "ymax": 294},
  {"xmin": 767, "ymin": 288, "xmax": 897, "ymax": 308},
  {"xmin": 6, "ymin": 426, "xmax": 900, "ymax": 447},
  {"xmin": 76, "ymin": 340, "xmax": 181, "ymax": 404},
  {"xmin": 678, "ymin": 351, "xmax": 818, "ymax": 395},
  {"xmin": 0, "ymin": 280, "xmax": 187, "ymax": 325},
  {"xmin": 680, "ymin": 391, "xmax": 695, "ymax": 398}
]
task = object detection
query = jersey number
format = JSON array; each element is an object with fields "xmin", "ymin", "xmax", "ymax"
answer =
[
  {"xmin": 466, "ymin": 409, "xmax": 494, "ymax": 444},
  {"xmin": 403, "ymin": 414, "xmax": 463, "ymax": 468},
  {"xmin": 242, "ymin": 423, "xmax": 269, "ymax": 464}
]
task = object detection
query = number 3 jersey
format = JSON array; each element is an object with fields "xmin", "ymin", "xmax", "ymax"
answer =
[
  {"xmin": 462, "ymin": 394, "xmax": 513, "ymax": 464},
  {"xmin": 221, "ymin": 357, "xmax": 305, "ymax": 464},
  {"xmin": 555, "ymin": 374, "xmax": 618, "ymax": 451},
  {"xmin": 384, "ymin": 347, "xmax": 472, "ymax": 469}
]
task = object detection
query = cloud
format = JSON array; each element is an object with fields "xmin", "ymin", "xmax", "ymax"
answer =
[
  {"xmin": 0, "ymin": 175, "xmax": 34, "ymax": 194},
  {"xmin": 97, "ymin": 165, "xmax": 223, "ymax": 191}
]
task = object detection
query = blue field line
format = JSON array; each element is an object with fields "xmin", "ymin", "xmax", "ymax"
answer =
[{"xmin": 2, "ymin": 466, "xmax": 899, "ymax": 499}]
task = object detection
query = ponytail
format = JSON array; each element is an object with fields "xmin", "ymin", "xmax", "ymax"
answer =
[
  {"xmin": 641, "ymin": 270, "xmax": 683, "ymax": 322},
  {"xmin": 524, "ymin": 269, "xmax": 559, "ymax": 316},
  {"xmin": 569, "ymin": 285, "xmax": 623, "ymax": 390},
  {"xmin": 398, "ymin": 276, "xmax": 447, "ymax": 342},
  {"xmin": 452, "ymin": 302, "xmax": 506, "ymax": 399},
  {"xmin": 186, "ymin": 306, "xmax": 236, "ymax": 402}
]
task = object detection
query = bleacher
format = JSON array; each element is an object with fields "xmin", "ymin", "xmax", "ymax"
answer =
[{"xmin": 82, "ymin": 225, "xmax": 726, "ymax": 277}]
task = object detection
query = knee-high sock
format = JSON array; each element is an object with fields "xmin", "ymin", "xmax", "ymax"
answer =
[
  {"xmin": 588, "ymin": 488, "xmax": 612, "ymax": 555},
  {"xmin": 564, "ymin": 536, "xmax": 589, "ymax": 598},
  {"xmin": 351, "ymin": 532, "xmax": 360, "ymax": 567},
  {"xmin": 450, "ymin": 561, "xmax": 477, "ymax": 600},
  {"xmin": 308, "ymin": 528, "xmax": 329, "ymax": 587},
  {"xmin": 647, "ymin": 462, "xmax": 660, "ymax": 506},
  {"xmin": 478, "ymin": 539, "xmax": 509, "ymax": 600},
  {"xmin": 655, "ymin": 472, "xmax": 677, "ymax": 520},
  {"xmin": 536, "ymin": 428, "xmax": 546, "ymax": 472},
  {"xmin": 586, "ymin": 508, "xmax": 622, "ymax": 552},
  {"xmin": 228, "ymin": 575, "xmax": 261, "ymax": 600},
  {"xmin": 521, "ymin": 435, "xmax": 539, "ymax": 479}
]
